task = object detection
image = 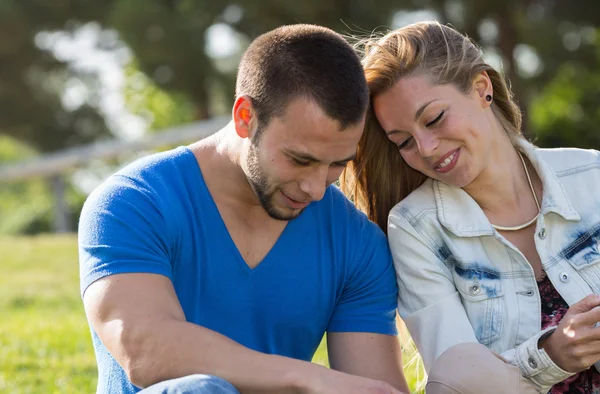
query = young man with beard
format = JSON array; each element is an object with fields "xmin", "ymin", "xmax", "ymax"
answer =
[{"xmin": 79, "ymin": 24, "xmax": 408, "ymax": 394}]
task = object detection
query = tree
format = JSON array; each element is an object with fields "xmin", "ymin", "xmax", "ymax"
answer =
[
  {"xmin": 0, "ymin": 0, "xmax": 115, "ymax": 153},
  {"xmin": 419, "ymin": 0, "xmax": 600, "ymax": 140},
  {"xmin": 530, "ymin": 46, "xmax": 600, "ymax": 149},
  {"xmin": 106, "ymin": 0, "xmax": 412, "ymax": 120}
]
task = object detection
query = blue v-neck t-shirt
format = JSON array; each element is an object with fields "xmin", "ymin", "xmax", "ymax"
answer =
[{"xmin": 79, "ymin": 146, "xmax": 398, "ymax": 394}]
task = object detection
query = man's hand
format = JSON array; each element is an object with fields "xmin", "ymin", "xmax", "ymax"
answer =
[{"xmin": 297, "ymin": 366, "xmax": 407, "ymax": 394}]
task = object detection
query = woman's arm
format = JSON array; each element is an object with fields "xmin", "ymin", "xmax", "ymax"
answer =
[
  {"xmin": 388, "ymin": 211, "xmax": 478, "ymax": 371},
  {"xmin": 499, "ymin": 294, "xmax": 600, "ymax": 391},
  {"xmin": 388, "ymin": 211, "xmax": 575, "ymax": 393}
]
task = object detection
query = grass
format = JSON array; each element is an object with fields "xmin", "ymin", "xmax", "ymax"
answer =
[
  {"xmin": 0, "ymin": 235, "xmax": 97, "ymax": 393},
  {"xmin": 0, "ymin": 235, "xmax": 424, "ymax": 393}
]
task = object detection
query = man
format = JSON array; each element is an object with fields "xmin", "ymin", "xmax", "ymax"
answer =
[{"xmin": 79, "ymin": 24, "xmax": 409, "ymax": 394}]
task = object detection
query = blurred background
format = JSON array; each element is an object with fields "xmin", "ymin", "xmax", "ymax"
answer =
[{"xmin": 0, "ymin": 0, "xmax": 598, "ymax": 392}]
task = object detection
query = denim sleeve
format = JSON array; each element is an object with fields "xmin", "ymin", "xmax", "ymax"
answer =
[
  {"xmin": 327, "ymin": 219, "xmax": 398, "ymax": 336},
  {"xmin": 501, "ymin": 327, "xmax": 575, "ymax": 393},
  {"xmin": 78, "ymin": 174, "xmax": 173, "ymax": 297},
  {"xmin": 390, "ymin": 209, "xmax": 576, "ymax": 391},
  {"xmin": 388, "ymin": 209, "xmax": 479, "ymax": 373}
]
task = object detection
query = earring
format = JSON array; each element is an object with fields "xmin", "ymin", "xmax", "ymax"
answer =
[{"xmin": 486, "ymin": 94, "xmax": 492, "ymax": 102}]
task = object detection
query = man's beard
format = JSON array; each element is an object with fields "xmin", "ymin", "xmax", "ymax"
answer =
[{"xmin": 246, "ymin": 136, "xmax": 304, "ymax": 221}]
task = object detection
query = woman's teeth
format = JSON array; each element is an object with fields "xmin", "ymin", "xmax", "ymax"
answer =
[{"xmin": 437, "ymin": 151, "xmax": 456, "ymax": 169}]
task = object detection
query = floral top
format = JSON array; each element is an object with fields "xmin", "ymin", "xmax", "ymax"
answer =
[{"xmin": 538, "ymin": 274, "xmax": 600, "ymax": 393}]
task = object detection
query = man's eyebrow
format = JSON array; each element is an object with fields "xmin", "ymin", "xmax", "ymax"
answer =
[
  {"xmin": 386, "ymin": 99, "xmax": 438, "ymax": 136},
  {"xmin": 285, "ymin": 150, "xmax": 356, "ymax": 164}
]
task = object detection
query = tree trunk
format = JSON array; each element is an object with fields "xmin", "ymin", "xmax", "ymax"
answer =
[{"xmin": 496, "ymin": 8, "xmax": 530, "ymax": 136}]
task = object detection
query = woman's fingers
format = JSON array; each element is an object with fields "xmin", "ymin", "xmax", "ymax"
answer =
[
  {"xmin": 541, "ymin": 296, "xmax": 600, "ymax": 372},
  {"xmin": 566, "ymin": 295, "xmax": 600, "ymax": 316}
]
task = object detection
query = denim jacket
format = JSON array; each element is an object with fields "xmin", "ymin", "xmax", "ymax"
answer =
[{"xmin": 389, "ymin": 139, "xmax": 600, "ymax": 393}]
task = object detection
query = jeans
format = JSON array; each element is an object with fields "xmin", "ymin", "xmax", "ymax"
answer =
[{"xmin": 140, "ymin": 375, "xmax": 240, "ymax": 394}]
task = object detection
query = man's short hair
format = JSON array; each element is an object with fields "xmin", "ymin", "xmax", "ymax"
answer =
[{"xmin": 235, "ymin": 24, "xmax": 369, "ymax": 129}]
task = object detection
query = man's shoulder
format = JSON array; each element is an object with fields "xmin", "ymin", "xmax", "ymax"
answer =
[
  {"xmin": 81, "ymin": 146, "xmax": 199, "ymax": 232},
  {"xmin": 312, "ymin": 185, "xmax": 386, "ymax": 241},
  {"xmin": 90, "ymin": 147, "xmax": 193, "ymax": 200},
  {"xmin": 113, "ymin": 146, "xmax": 193, "ymax": 185},
  {"xmin": 317, "ymin": 185, "xmax": 367, "ymax": 220}
]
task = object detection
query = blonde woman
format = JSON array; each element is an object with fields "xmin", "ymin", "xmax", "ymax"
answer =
[{"xmin": 343, "ymin": 21, "xmax": 600, "ymax": 393}]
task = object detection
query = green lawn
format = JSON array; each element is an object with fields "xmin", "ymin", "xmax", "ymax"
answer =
[{"xmin": 0, "ymin": 235, "xmax": 424, "ymax": 393}]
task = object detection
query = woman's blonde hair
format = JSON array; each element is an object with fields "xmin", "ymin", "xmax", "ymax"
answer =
[{"xmin": 341, "ymin": 21, "xmax": 523, "ymax": 233}]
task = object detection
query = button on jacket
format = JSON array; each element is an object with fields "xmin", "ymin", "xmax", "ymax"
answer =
[{"xmin": 389, "ymin": 139, "xmax": 600, "ymax": 393}]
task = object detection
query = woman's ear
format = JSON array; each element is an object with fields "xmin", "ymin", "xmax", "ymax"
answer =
[{"xmin": 473, "ymin": 71, "xmax": 493, "ymax": 107}]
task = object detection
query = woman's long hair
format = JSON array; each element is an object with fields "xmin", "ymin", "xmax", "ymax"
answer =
[{"xmin": 341, "ymin": 21, "xmax": 523, "ymax": 233}]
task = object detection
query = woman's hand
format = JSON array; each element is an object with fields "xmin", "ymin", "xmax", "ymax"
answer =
[{"xmin": 540, "ymin": 294, "xmax": 600, "ymax": 372}]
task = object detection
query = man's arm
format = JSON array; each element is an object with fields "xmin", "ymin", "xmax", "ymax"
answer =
[
  {"xmin": 84, "ymin": 272, "xmax": 406, "ymax": 393},
  {"xmin": 321, "ymin": 197, "xmax": 409, "ymax": 392},
  {"xmin": 327, "ymin": 332, "xmax": 409, "ymax": 393}
]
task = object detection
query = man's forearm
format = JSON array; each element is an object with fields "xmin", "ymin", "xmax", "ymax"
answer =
[{"xmin": 121, "ymin": 318, "xmax": 324, "ymax": 392}]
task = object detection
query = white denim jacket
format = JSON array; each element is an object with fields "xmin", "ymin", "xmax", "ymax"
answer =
[{"xmin": 389, "ymin": 139, "xmax": 600, "ymax": 393}]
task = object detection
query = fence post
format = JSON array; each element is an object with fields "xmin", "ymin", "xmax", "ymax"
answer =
[{"xmin": 49, "ymin": 174, "xmax": 71, "ymax": 233}]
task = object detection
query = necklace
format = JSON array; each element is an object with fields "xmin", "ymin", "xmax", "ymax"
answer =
[{"xmin": 491, "ymin": 151, "xmax": 541, "ymax": 232}]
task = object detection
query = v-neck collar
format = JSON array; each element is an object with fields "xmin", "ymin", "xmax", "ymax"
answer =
[{"xmin": 184, "ymin": 147, "xmax": 305, "ymax": 273}]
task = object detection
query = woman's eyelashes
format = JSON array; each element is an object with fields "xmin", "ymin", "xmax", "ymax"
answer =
[
  {"xmin": 426, "ymin": 110, "xmax": 445, "ymax": 127},
  {"xmin": 397, "ymin": 110, "xmax": 445, "ymax": 150},
  {"xmin": 397, "ymin": 137, "xmax": 414, "ymax": 150}
]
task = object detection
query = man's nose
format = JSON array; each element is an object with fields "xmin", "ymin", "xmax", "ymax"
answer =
[{"xmin": 298, "ymin": 166, "xmax": 328, "ymax": 202}]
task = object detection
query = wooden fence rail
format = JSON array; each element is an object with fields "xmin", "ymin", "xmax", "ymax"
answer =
[{"xmin": 0, "ymin": 116, "xmax": 229, "ymax": 232}]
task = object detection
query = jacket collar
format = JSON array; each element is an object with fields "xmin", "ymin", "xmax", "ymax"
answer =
[{"xmin": 434, "ymin": 138, "xmax": 580, "ymax": 237}]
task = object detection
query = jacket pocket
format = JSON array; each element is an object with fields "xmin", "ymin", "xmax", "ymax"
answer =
[
  {"xmin": 565, "ymin": 256, "xmax": 600, "ymax": 294},
  {"xmin": 452, "ymin": 269, "xmax": 504, "ymax": 346},
  {"xmin": 562, "ymin": 229, "xmax": 600, "ymax": 294}
]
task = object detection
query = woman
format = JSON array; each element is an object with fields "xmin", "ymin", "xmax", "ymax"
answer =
[{"xmin": 342, "ymin": 21, "xmax": 600, "ymax": 393}]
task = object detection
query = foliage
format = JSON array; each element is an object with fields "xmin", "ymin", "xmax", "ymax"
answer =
[
  {"xmin": 0, "ymin": 137, "xmax": 53, "ymax": 234},
  {"xmin": 3, "ymin": 0, "xmax": 600, "ymax": 153},
  {"xmin": 416, "ymin": 0, "xmax": 600, "ymax": 138},
  {"xmin": 0, "ymin": 0, "xmax": 114, "ymax": 153},
  {"xmin": 1, "ymin": 1, "xmax": 600, "ymax": 229},
  {"xmin": 122, "ymin": 61, "xmax": 197, "ymax": 131},
  {"xmin": 530, "ymin": 38, "xmax": 600, "ymax": 149},
  {"xmin": 106, "ymin": 0, "xmax": 411, "ymax": 118},
  {"xmin": 0, "ymin": 136, "xmax": 90, "ymax": 234}
]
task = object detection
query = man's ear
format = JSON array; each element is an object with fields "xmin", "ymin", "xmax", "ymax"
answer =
[
  {"xmin": 473, "ymin": 71, "xmax": 493, "ymax": 108},
  {"xmin": 233, "ymin": 95, "xmax": 257, "ymax": 139}
]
